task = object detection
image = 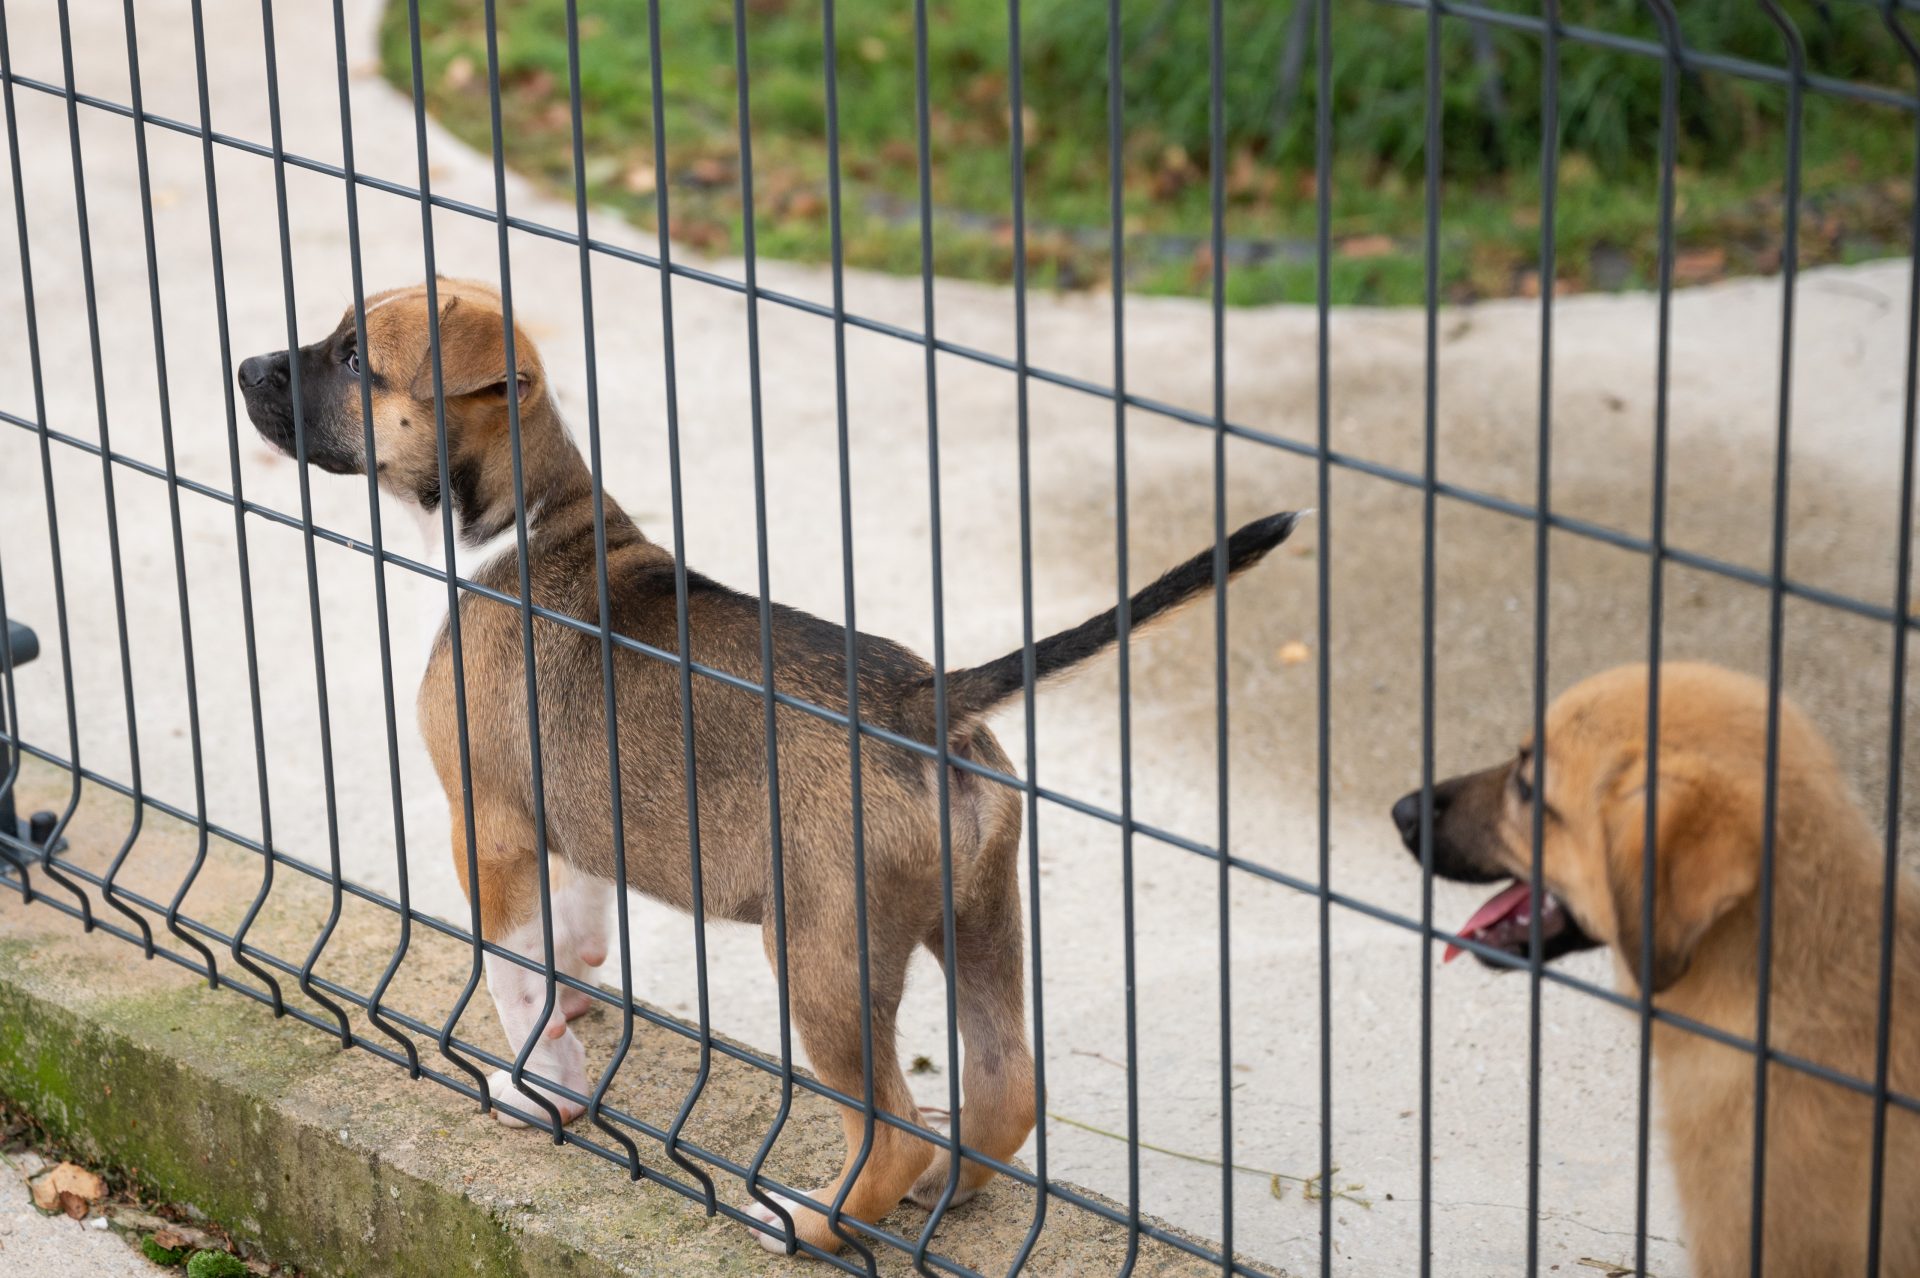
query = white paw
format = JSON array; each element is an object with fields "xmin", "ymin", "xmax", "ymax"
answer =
[
  {"xmin": 486, "ymin": 1068, "xmax": 585, "ymax": 1128},
  {"xmin": 743, "ymin": 1192, "xmax": 807, "ymax": 1254}
]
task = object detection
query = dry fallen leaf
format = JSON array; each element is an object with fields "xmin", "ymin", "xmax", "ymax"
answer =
[
  {"xmin": 57, "ymin": 1190, "xmax": 88, "ymax": 1220},
  {"xmin": 30, "ymin": 1162, "xmax": 105, "ymax": 1214},
  {"xmin": 1277, "ymin": 641, "xmax": 1311, "ymax": 666},
  {"xmin": 1339, "ymin": 234, "xmax": 1395, "ymax": 260},
  {"xmin": 152, "ymin": 1227, "xmax": 191, "ymax": 1251},
  {"xmin": 622, "ymin": 164, "xmax": 656, "ymax": 196},
  {"xmin": 688, "ymin": 156, "xmax": 732, "ymax": 186},
  {"xmin": 444, "ymin": 56, "xmax": 476, "ymax": 92},
  {"xmin": 1672, "ymin": 246, "xmax": 1726, "ymax": 286}
]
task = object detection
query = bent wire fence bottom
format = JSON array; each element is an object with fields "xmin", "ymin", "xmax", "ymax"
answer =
[{"xmin": 4, "ymin": 0, "xmax": 1920, "ymax": 1276}]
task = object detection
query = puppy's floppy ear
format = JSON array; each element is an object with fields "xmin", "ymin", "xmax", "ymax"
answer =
[
  {"xmin": 408, "ymin": 296, "xmax": 538, "ymax": 401},
  {"xmin": 1604, "ymin": 753, "xmax": 1761, "ymax": 995}
]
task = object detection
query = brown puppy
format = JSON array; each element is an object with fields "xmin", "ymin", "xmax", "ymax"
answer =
[
  {"xmin": 238, "ymin": 279, "xmax": 1300, "ymax": 1253},
  {"xmin": 1390, "ymin": 663, "xmax": 1920, "ymax": 1276}
]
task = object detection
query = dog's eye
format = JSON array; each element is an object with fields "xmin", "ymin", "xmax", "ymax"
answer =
[
  {"xmin": 1513, "ymin": 770, "xmax": 1534, "ymax": 803},
  {"xmin": 346, "ymin": 349, "xmax": 361, "ymax": 377}
]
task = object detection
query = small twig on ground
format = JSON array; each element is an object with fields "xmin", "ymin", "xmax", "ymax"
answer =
[
  {"xmin": 1576, "ymin": 1260, "xmax": 1650, "ymax": 1278},
  {"xmin": 1046, "ymin": 1111, "xmax": 1371, "ymax": 1208},
  {"xmin": 1068, "ymin": 1048, "xmax": 1130, "ymax": 1072}
]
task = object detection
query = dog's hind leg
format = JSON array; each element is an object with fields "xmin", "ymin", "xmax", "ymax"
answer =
[
  {"xmin": 451, "ymin": 810, "xmax": 590, "ymax": 1128},
  {"xmin": 909, "ymin": 826, "xmax": 1036, "ymax": 1211},
  {"xmin": 742, "ymin": 918, "xmax": 934, "ymax": 1254}
]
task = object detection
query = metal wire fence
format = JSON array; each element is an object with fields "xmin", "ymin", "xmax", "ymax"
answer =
[{"xmin": 1, "ymin": 1, "xmax": 1918, "ymax": 1275}]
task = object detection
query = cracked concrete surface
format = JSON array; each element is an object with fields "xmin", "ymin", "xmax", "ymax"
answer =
[{"xmin": 2, "ymin": 0, "xmax": 1918, "ymax": 1273}]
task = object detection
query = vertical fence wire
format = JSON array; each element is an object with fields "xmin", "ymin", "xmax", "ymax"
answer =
[
  {"xmin": 0, "ymin": 0, "xmax": 78, "ymax": 909},
  {"xmin": 729, "ymin": 0, "xmax": 804, "ymax": 1244},
  {"xmin": 187, "ymin": 0, "xmax": 282, "ymax": 1013},
  {"xmin": 1209, "ymin": 0, "xmax": 1235, "ymax": 1265},
  {"xmin": 1524, "ymin": 3, "xmax": 1559, "ymax": 1272},
  {"xmin": 1635, "ymin": 4, "xmax": 1682, "ymax": 1275},
  {"xmin": 816, "ymin": 0, "xmax": 882, "ymax": 1267},
  {"xmin": 1002, "ymin": 0, "xmax": 1053, "ymax": 1263},
  {"xmin": 1105, "ymin": 0, "xmax": 1142, "ymax": 1271},
  {"xmin": 1867, "ymin": 11, "xmax": 1920, "ymax": 1276},
  {"xmin": 640, "ymin": 0, "xmax": 721, "ymax": 1206},
  {"xmin": 48, "ymin": 0, "xmax": 138, "ymax": 936},
  {"xmin": 114, "ymin": 0, "xmax": 216, "ymax": 976},
  {"xmin": 1750, "ymin": 6, "xmax": 1806, "ymax": 1272},
  {"xmin": 1314, "ymin": 0, "xmax": 1335, "ymax": 1268},
  {"xmin": 1417, "ymin": 1, "xmax": 1443, "ymax": 1272},
  {"xmin": 561, "ymin": 0, "xmax": 647, "ymax": 1184},
  {"xmin": 327, "ymin": 0, "xmax": 420, "ymax": 1077},
  {"xmin": 400, "ymin": 0, "xmax": 495, "ymax": 1109},
  {"xmin": 254, "ymin": 0, "xmax": 352, "ymax": 1043},
  {"xmin": 907, "ymin": 0, "xmax": 968, "ymax": 1264},
  {"xmin": 477, "ymin": 0, "xmax": 568, "ymax": 1137}
]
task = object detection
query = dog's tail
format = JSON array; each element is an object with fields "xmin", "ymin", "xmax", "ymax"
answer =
[{"xmin": 912, "ymin": 510, "xmax": 1304, "ymax": 732}]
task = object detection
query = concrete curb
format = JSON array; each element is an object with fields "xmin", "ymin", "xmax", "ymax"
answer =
[{"xmin": 0, "ymin": 762, "xmax": 1240, "ymax": 1277}]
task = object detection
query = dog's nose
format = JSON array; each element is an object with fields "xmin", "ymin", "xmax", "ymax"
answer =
[
  {"xmin": 238, "ymin": 354, "xmax": 278, "ymax": 390},
  {"xmin": 1391, "ymin": 788, "xmax": 1439, "ymax": 849}
]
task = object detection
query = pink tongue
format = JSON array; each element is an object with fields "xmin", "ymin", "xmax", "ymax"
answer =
[{"xmin": 1444, "ymin": 880, "xmax": 1533, "ymax": 964}]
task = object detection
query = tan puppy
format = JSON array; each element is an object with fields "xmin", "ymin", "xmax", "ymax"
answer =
[
  {"xmin": 238, "ymin": 278, "xmax": 1300, "ymax": 1254},
  {"xmin": 1390, "ymin": 663, "xmax": 1920, "ymax": 1275}
]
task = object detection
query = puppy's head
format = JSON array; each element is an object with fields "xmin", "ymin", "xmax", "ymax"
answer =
[
  {"xmin": 1391, "ymin": 663, "xmax": 1774, "ymax": 995},
  {"xmin": 238, "ymin": 278, "xmax": 546, "ymax": 532}
]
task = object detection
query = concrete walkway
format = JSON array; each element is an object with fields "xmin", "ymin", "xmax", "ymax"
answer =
[
  {"xmin": 0, "ymin": 1155, "xmax": 168, "ymax": 1278},
  {"xmin": 2, "ymin": 1, "xmax": 1916, "ymax": 1273},
  {"xmin": 0, "ymin": 1202, "xmax": 167, "ymax": 1278}
]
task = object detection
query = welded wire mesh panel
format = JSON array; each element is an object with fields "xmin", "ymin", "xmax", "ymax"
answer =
[{"xmin": 1, "ymin": 2, "xmax": 1917, "ymax": 1276}]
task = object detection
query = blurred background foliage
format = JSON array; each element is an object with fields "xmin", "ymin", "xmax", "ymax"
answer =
[{"xmin": 385, "ymin": 0, "xmax": 1918, "ymax": 304}]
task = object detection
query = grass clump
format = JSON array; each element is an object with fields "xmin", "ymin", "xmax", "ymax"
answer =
[
  {"xmin": 382, "ymin": 0, "xmax": 1916, "ymax": 304},
  {"xmin": 184, "ymin": 1251, "xmax": 250, "ymax": 1278},
  {"xmin": 140, "ymin": 1236, "xmax": 191, "ymax": 1266}
]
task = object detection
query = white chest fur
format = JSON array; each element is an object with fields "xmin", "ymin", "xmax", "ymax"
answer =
[{"xmin": 409, "ymin": 503, "xmax": 532, "ymax": 665}]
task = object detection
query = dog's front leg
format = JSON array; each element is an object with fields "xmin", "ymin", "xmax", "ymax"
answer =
[
  {"xmin": 484, "ymin": 911, "xmax": 590, "ymax": 1127},
  {"xmin": 467, "ymin": 842, "xmax": 591, "ymax": 1129}
]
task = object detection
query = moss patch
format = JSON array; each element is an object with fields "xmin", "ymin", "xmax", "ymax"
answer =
[{"xmin": 0, "ymin": 974, "xmax": 542, "ymax": 1278}]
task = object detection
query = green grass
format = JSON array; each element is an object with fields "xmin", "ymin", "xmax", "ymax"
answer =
[
  {"xmin": 184, "ymin": 1251, "xmax": 250, "ymax": 1278},
  {"xmin": 140, "ymin": 1237, "xmax": 191, "ymax": 1267},
  {"xmin": 381, "ymin": 0, "xmax": 1917, "ymax": 305}
]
